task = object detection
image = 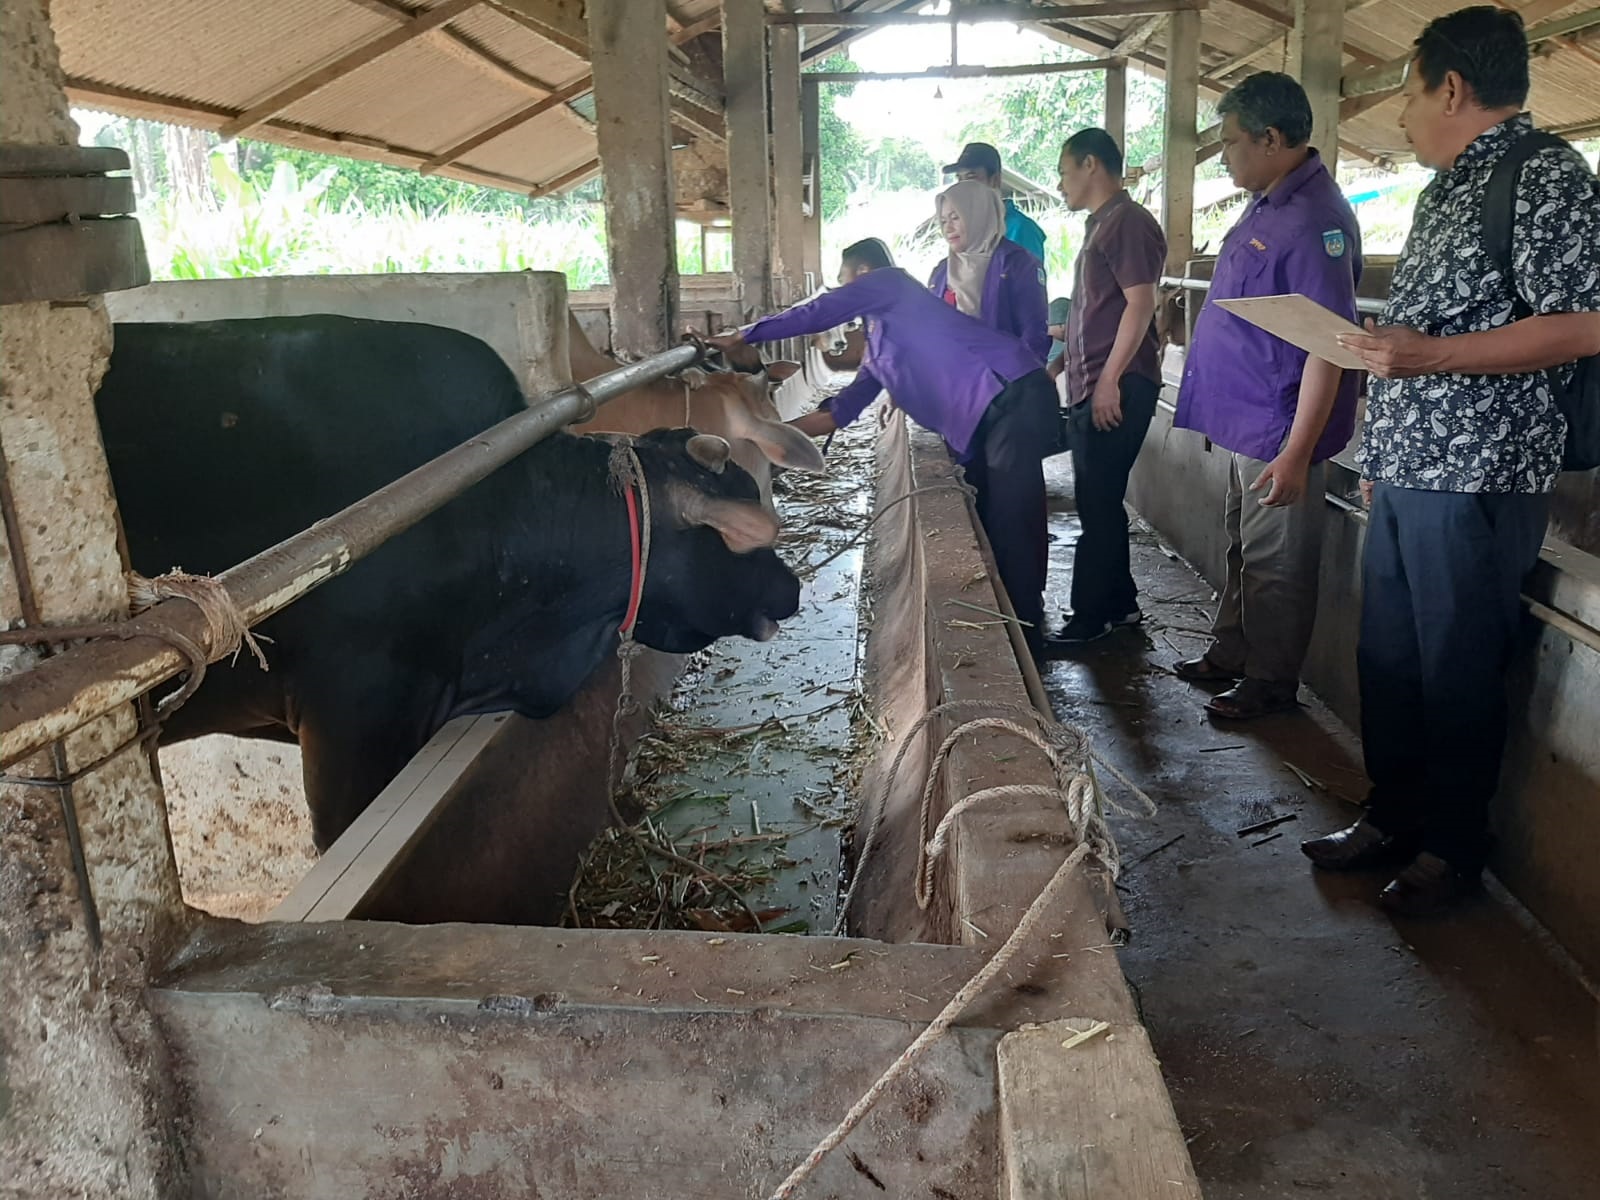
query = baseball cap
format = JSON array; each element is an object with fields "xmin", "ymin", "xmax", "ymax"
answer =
[{"xmin": 942, "ymin": 142, "xmax": 1002, "ymax": 176}]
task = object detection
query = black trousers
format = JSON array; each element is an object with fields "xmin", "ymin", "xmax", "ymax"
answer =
[
  {"xmin": 1359, "ymin": 484, "xmax": 1549, "ymax": 872},
  {"xmin": 964, "ymin": 369, "xmax": 1058, "ymax": 651},
  {"xmin": 1066, "ymin": 373, "xmax": 1158, "ymax": 624}
]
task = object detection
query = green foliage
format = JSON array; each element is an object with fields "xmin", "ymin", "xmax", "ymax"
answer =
[{"xmin": 816, "ymin": 53, "xmax": 867, "ymax": 222}]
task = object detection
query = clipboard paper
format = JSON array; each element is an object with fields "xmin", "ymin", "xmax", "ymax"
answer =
[{"xmin": 1214, "ymin": 293, "xmax": 1367, "ymax": 370}]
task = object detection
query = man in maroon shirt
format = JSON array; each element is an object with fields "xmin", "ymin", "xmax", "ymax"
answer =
[{"xmin": 1047, "ymin": 128, "xmax": 1167, "ymax": 648}]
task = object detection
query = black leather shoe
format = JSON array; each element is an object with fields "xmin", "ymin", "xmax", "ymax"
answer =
[
  {"xmin": 1379, "ymin": 853, "xmax": 1479, "ymax": 917},
  {"xmin": 1300, "ymin": 820, "xmax": 1420, "ymax": 871}
]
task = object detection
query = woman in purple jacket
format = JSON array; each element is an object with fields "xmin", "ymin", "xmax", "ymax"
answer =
[{"xmin": 928, "ymin": 180, "xmax": 1051, "ymax": 362}]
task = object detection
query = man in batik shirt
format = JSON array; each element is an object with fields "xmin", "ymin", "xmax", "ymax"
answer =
[{"xmin": 1302, "ymin": 6, "xmax": 1600, "ymax": 915}]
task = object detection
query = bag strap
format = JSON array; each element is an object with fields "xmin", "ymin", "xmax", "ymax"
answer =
[{"xmin": 1483, "ymin": 130, "xmax": 1569, "ymax": 312}]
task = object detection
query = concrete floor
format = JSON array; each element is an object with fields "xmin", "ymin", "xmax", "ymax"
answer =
[{"xmin": 1037, "ymin": 456, "xmax": 1600, "ymax": 1200}]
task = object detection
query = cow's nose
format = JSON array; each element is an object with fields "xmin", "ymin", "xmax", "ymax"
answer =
[{"xmin": 770, "ymin": 571, "xmax": 801, "ymax": 620}]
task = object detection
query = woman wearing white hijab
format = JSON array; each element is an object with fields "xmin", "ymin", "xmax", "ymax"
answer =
[{"xmin": 929, "ymin": 179, "xmax": 1050, "ymax": 363}]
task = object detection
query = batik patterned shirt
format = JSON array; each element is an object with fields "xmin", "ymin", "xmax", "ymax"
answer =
[{"xmin": 1357, "ymin": 114, "xmax": 1600, "ymax": 494}]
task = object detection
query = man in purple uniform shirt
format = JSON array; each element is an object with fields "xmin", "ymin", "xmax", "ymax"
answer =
[
  {"xmin": 708, "ymin": 238, "xmax": 1058, "ymax": 655},
  {"xmin": 1173, "ymin": 72, "xmax": 1363, "ymax": 719},
  {"xmin": 1050, "ymin": 128, "xmax": 1167, "ymax": 646}
]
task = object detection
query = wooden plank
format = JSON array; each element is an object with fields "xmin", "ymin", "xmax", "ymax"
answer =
[
  {"xmin": 589, "ymin": 0, "xmax": 679, "ymax": 357},
  {"xmin": 0, "ymin": 143, "xmax": 129, "ymax": 177},
  {"xmin": 806, "ymin": 57, "xmax": 1123, "ymax": 82},
  {"xmin": 1163, "ymin": 9, "xmax": 1201, "ymax": 274},
  {"xmin": 269, "ymin": 716, "xmax": 481, "ymax": 922},
  {"xmin": 1105, "ymin": 62, "xmax": 1129, "ymax": 158},
  {"xmin": 725, "ymin": 0, "xmax": 772, "ymax": 317},
  {"xmin": 773, "ymin": 2, "xmax": 1207, "ymax": 24},
  {"xmin": 306, "ymin": 714, "xmax": 509, "ymax": 921},
  {"xmin": 0, "ymin": 175, "xmax": 135, "ymax": 226},
  {"xmin": 219, "ymin": 0, "xmax": 483, "ymax": 139},
  {"xmin": 801, "ymin": 79, "xmax": 822, "ymax": 287},
  {"xmin": 0, "ymin": 217, "xmax": 148, "ymax": 304},
  {"xmin": 1292, "ymin": 0, "xmax": 1345, "ymax": 167},
  {"xmin": 998, "ymin": 1019, "xmax": 1203, "ymax": 1198},
  {"xmin": 528, "ymin": 155, "xmax": 600, "ymax": 198}
]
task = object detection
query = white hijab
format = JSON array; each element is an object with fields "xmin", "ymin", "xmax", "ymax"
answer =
[{"xmin": 938, "ymin": 180, "xmax": 1005, "ymax": 317}]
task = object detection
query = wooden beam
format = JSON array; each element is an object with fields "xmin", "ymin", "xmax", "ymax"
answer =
[
  {"xmin": 725, "ymin": 0, "xmax": 772, "ymax": 316},
  {"xmin": 338, "ymin": 0, "xmax": 566, "ymax": 96},
  {"xmin": 800, "ymin": 0, "xmax": 924, "ymax": 64},
  {"xmin": 528, "ymin": 156, "xmax": 600, "ymax": 198},
  {"xmin": 1113, "ymin": 14, "xmax": 1166, "ymax": 53},
  {"xmin": 771, "ymin": 23, "xmax": 805, "ymax": 296},
  {"xmin": 805, "ymin": 56, "xmax": 1124, "ymax": 82},
  {"xmin": 421, "ymin": 14, "xmax": 722, "ymax": 174},
  {"xmin": 1105, "ymin": 60, "xmax": 1128, "ymax": 153},
  {"xmin": 486, "ymin": 0, "xmax": 589, "ymax": 57},
  {"xmin": 65, "ymin": 76, "xmax": 543, "ymax": 195},
  {"xmin": 1164, "ymin": 8, "xmax": 1201, "ymax": 274},
  {"xmin": 220, "ymin": 0, "xmax": 482, "ymax": 139},
  {"xmin": 589, "ymin": 0, "xmax": 679, "ymax": 355},
  {"xmin": 1291, "ymin": 0, "xmax": 1345, "ymax": 166},
  {"xmin": 671, "ymin": 95, "xmax": 726, "ymax": 144},
  {"xmin": 776, "ymin": 1, "xmax": 1207, "ymax": 24},
  {"xmin": 1344, "ymin": 7, "xmax": 1600, "ymax": 96},
  {"xmin": 801, "ymin": 78, "xmax": 822, "ymax": 286}
]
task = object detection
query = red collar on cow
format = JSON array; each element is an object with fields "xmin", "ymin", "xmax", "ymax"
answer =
[{"xmin": 620, "ymin": 474, "xmax": 644, "ymax": 637}]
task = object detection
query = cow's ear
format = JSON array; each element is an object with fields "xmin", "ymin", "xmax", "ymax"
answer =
[
  {"xmin": 737, "ymin": 418, "xmax": 827, "ymax": 475},
  {"xmin": 671, "ymin": 482, "xmax": 779, "ymax": 553}
]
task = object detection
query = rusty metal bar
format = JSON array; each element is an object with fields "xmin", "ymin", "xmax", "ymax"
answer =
[{"xmin": 0, "ymin": 342, "xmax": 702, "ymax": 770}]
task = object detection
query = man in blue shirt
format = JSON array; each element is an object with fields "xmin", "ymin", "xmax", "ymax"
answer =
[
  {"xmin": 945, "ymin": 142, "xmax": 1048, "ymax": 270},
  {"xmin": 1173, "ymin": 72, "xmax": 1362, "ymax": 720}
]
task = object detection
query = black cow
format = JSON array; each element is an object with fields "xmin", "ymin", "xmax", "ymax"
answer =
[{"xmin": 98, "ymin": 316, "xmax": 801, "ymax": 847}]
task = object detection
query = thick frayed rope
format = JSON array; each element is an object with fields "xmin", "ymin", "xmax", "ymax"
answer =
[{"xmin": 771, "ymin": 701, "xmax": 1154, "ymax": 1200}]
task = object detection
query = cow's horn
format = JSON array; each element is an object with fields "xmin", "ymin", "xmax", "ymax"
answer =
[{"xmin": 686, "ymin": 433, "xmax": 731, "ymax": 473}]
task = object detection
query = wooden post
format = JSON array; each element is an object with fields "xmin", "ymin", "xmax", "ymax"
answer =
[
  {"xmin": 588, "ymin": 0, "xmax": 679, "ymax": 356},
  {"xmin": 770, "ymin": 24, "xmax": 805, "ymax": 298},
  {"xmin": 1104, "ymin": 61, "xmax": 1128, "ymax": 166},
  {"xmin": 723, "ymin": 0, "xmax": 773, "ymax": 316},
  {"xmin": 1291, "ymin": 0, "xmax": 1344, "ymax": 171},
  {"xmin": 1162, "ymin": 8, "xmax": 1200, "ymax": 273},
  {"xmin": 802, "ymin": 78, "xmax": 822, "ymax": 288}
]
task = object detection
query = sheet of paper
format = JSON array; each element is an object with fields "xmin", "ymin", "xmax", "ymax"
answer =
[{"xmin": 1214, "ymin": 293, "xmax": 1368, "ymax": 370}]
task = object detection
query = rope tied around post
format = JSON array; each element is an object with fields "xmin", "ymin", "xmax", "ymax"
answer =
[{"xmin": 0, "ymin": 568, "xmax": 267, "ymax": 723}]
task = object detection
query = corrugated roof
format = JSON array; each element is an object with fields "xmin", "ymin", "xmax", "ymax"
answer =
[{"xmin": 48, "ymin": 0, "xmax": 1600, "ymax": 203}]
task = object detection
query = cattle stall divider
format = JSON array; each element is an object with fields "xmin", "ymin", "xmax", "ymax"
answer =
[{"xmin": 0, "ymin": 341, "xmax": 704, "ymax": 770}]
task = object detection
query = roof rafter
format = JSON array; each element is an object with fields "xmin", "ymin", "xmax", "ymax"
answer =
[{"xmin": 220, "ymin": 0, "xmax": 483, "ymax": 139}]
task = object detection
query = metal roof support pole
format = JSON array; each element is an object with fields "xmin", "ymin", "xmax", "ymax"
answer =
[
  {"xmin": 1292, "ymin": 0, "xmax": 1345, "ymax": 172},
  {"xmin": 724, "ymin": 0, "xmax": 774, "ymax": 318},
  {"xmin": 770, "ymin": 23, "xmax": 806, "ymax": 300},
  {"xmin": 0, "ymin": 343, "xmax": 701, "ymax": 773},
  {"xmin": 587, "ymin": 0, "xmax": 680, "ymax": 357},
  {"xmin": 1163, "ymin": 6, "xmax": 1201, "ymax": 275},
  {"xmin": 1105, "ymin": 60, "xmax": 1129, "ymax": 166}
]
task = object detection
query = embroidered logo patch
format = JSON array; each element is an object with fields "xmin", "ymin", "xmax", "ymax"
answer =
[
  {"xmin": 1322, "ymin": 228, "xmax": 1347, "ymax": 258},
  {"xmin": 1249, "ymin": 237, "xmax": 1268, "ymax": 252}
]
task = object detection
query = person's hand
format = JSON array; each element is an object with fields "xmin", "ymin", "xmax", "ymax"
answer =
[
  {"xmin": 1336, "ymin": 319, "xmax": 1448, "ymax": 379},
  {"xmin": 1250, "ymin": 453, "xmax": 1311, "ymax": 507},
  {"xmin": 1360, "ymin": 477, "xmax": 1374, "ymax": 509},
  {"xmin": 706, "ymin": 330, "xmax": 748, "ymax": 354},
  {"xmin": 1091, "ymin": 373, "xmax": 1123, "ymax": 431},
  {"xmin": 877, "ymin": 395, "xmax": 899, "ymax": 430},
  {"xmin": 1046, "ymin": 356, "xmax": 1065, "ymax": 381}
]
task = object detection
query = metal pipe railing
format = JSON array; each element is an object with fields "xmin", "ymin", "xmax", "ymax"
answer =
[
  {"xmin": 1, "ymin": 342, "xmax": 702, "ymax": 770},
  {"xmin": 1162, "ymin": 274, "xmax": 1386, "ymax": 316}
]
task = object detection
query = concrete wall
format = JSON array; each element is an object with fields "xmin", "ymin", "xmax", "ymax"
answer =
[
  {"xmin": 1129, "ymin": 397, "xmax": 1600, "ymax": 978},
  {"xmin": 107, "ymin": 271, "xmax": 574, "ymax": 396}
]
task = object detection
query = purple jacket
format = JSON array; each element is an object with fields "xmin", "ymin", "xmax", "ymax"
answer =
[
  {"xmin": 1176, "ymin": 151, "xmax": 1363, "ymax": 463},
  {"xmin": 744, "ymin": 267, "xmax": 1042, "ymax": 456},
  {"xmin": 926, "ymin": 238, "xmax": 1051, "ymax": 362}
]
